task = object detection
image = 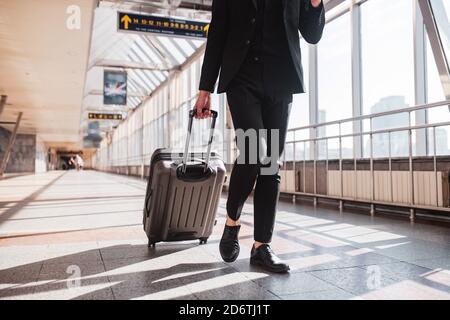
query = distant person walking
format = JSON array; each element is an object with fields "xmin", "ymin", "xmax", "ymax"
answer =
[{"xmin": 75, "ymin": 154, "xmax": 84, "ymax": 171}]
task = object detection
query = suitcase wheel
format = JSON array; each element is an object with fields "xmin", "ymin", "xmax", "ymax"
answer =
[
  {"xmin": 148, "ymin": 240, "xmax": 156, "ymax": 248},
  {"xmin": 199, "ymin": 238, "xmax": 208, "ymax": 245}
]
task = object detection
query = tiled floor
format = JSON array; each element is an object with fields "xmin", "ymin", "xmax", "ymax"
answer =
[{"xmin": 0, "ymin": 170, "xmax": 450, "ymax": 300}]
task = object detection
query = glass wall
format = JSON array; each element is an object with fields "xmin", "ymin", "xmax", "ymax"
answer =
[
  {"xmin": 317, "ymin": 11, "xmax": 352, "ymax": 160},
  {"xmin": 288, "ymin": 40, "xmax": 310, "ymax": 130},
  {"xmin": 361, "ymin": 0, "xmax": 415, "ymax": 114},
  {"xmin": 317, "ymin": 13, "xmax": 352, "ymax": 123},
  {"xmin": 360, "ymin": 0, "xmax": 414, "ymax": 158},
  {"xmin": 285, "ymin": 40, "xmax": 310, "ymax": 162}
]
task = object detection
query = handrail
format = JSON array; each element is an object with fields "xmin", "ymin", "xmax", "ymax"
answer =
[
  {"xmin": 178, "ymin": 93, "xmax": 199, "ymax": 109},
  {"xmin": 286, "ymin": 120, "xmax": 450, "ymax": 144},
  {"xmin": 288, "ymin": 99, "xmax": 450, "ymax": 132}
]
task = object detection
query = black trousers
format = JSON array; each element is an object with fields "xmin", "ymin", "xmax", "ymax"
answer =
[{"xmin": 225, "ymin": 59, "xmax": 292, "ymax": 243}]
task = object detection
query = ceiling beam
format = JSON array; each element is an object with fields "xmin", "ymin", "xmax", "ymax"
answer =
[
  {"xmin": 418, "ymin": 0, "xmax": 450, "ymax": 100},
  {"xmin": 144, "ymin": 36, "xmax": 179, "ymax": 67},
  {"xmin": 91, "ymin": 59, "xmax": 173, "ymax": 71},
  {"xmin": 0, "ymin": 112, "xmax": 23, "ymax": 177},
  {"xmin": 323, "ymin": 0, "xmax": 347, "ymax": 11},
  {"xmin": 99, "ymin": 0, "xmax": 212, "ymax": 11},
  {"xmin": 0, "ymin": 95, "xmax": 7, "ymax": 117},
  {"xmin": 84, "ymin": 89, "xmax": 148, "ymax": 98},
  {"xmin": 168, "ymin": 37, "xmax": 190, "ymax": 59}
]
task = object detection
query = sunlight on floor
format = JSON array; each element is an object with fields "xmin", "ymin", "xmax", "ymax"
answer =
[{"xmin": 355, "ymin": 279, "xmax": 450, "ymax": 300}]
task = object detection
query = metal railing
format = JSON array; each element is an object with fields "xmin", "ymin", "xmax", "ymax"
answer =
[{"xmin": 283, "ymin": 99, "xmax": 450, "ymax": 220}]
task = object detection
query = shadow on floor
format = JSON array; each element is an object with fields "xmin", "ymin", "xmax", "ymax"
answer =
[
  {"xmin": 1, "ymin": 237, "xmax": 449, "ymax": 300},
  {"xmin": 0, "ymin": 243, "xmax": 243, "ymax": 300},
  {"xmin": 0, "ymin": 172, "xmax": 67, "ymax": 225}
]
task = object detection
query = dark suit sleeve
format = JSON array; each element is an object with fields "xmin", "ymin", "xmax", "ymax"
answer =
[
  {"xmin": 298, "ymin": 0, "xmax": 325, "ymax": 44},
  {"xmin": 199, "ymin": 0, "xmax": 228, "ymax": 93}
]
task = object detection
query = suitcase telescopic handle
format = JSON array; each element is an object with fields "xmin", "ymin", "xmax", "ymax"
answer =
[{"xmin": 182, "ymin": 108, "xmax": 218, "ymax": 174}]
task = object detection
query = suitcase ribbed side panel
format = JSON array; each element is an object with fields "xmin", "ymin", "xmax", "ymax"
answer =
[
  {"xmin": 206, "ymin": 181, "xmax": 221, "ymax": 230},
  {"xmin": 201, "ymin": 186, "xmax": 212, "ymax": 227},
  {"xmin": 157, "ymin": 184, "xmax": 164, "ymax": 215},
  {"xmin": 168, "ymin": 187, "xmax": 178, "ymax": 228},
  {"xmin": 185, "ymin": 186, "xmax": 201, "ymax": 228},
  {"xmin": 183, "ymin": 187, "xmax": 195, "ymax": 228},
  {"xmin": 174, "ymin": 187, "xmax": 186, "ymax": 229},
  {"xmin": 191, "ymin": 186, "xmax": 203, "ymax": 228}
]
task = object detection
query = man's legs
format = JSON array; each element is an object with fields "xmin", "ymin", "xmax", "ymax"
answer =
[
  {"xmin": 219, "ymin": 55, "xmax": 292, "ymax": 271},
  {"xmin": 253, "ymin": 95, "xmax": 292, "ymax": 244},
  {"xmin": 247, "ymin": 94, "xmax": 292, "ymax": 273},
  {"xmin": 218, "ymin": 76, "xmax": 266, "ymax": 263},
  {"xmin": 226, "ymin": 83, "xmax": 265, "ymax": 223}
]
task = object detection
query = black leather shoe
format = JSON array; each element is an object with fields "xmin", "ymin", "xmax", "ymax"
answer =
[
  {"xmin": 219, "ymin": 225, "xmax": 241, "ymax": 263},
  {"xmin": 250, "ymin": 244, "xmax": 290, "ymax": 273}
]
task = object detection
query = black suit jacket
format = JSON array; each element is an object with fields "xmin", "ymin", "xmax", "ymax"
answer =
[{"xmin": 199, "ymin": 0, "xmax": 325, "ymax": 94}]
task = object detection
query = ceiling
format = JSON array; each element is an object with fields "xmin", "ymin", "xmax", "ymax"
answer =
[{"xmin": 0, "ymin": 0, "xmax": 97, "ymax": 148}]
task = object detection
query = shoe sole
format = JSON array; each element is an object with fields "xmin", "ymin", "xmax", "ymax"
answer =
[
  {"xmin": 222, "ymin": 256, "xmax": 238, "ymax": 263},
  {"xmin": 220, "ymin": 249, "xmax": 240, "ymax": 263},
  {"xmin": 250, "ymin": 258, "xmax": 290, "ymax": 273}
]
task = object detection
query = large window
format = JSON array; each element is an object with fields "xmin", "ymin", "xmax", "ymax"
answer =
[
  {"xmin": 361, "ymin": 0, "xmax": 415, "ymax": 115},
  {"xmin": 317, "ymin": 12, "xmax": 352, "ymax": 160},
  {"xmin": 317, "ymin": 13, "xmax": 352, "ymax": 123},
  {"xmin": 361, "ymin": 0, "xmax": 414, "ymax": 158},
  {"xmin": 288, "ymin": 39, "xmax": 310, "ymax": 130},
  {"xmin": 285, "ymin": 40, "xmax": 310, "ymax": 162}
]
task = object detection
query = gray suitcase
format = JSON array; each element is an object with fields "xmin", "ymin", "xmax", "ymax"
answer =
[{"xmin": 143, "ymin": 109, "xmax": 226, "ymax": 247}]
